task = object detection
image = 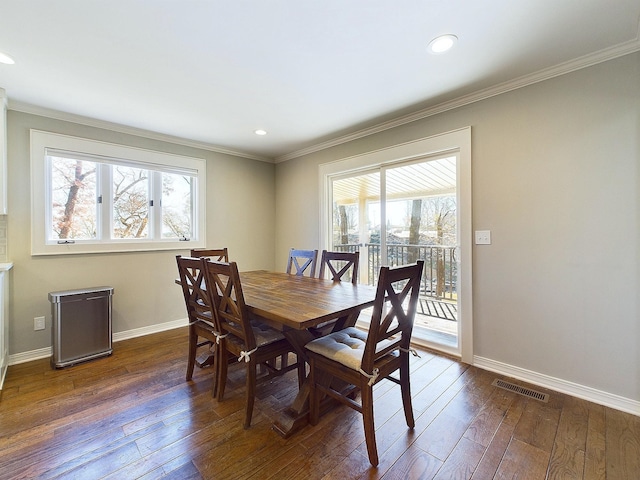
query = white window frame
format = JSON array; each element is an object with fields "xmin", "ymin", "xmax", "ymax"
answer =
[{"xmin": 30, "ymin": 130, "xmax": 206, "ymax": 255}]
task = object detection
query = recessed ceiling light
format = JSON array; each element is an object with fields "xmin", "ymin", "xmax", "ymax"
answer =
[
  {"xmin": 254, "ymin": 129, "xmax": 267, "ymax": 136},
  {"xmin": 427, "ymin": 34, "xmax": 457, "ymax": 54},
  {"xmin": 0, "ymin": 51, "xmax": 15, "ymax": 65}
]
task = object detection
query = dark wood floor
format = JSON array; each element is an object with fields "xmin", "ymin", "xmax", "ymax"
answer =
[{"xmin": 1, "ymin": 328, "xmax": 639, "ymax": 480}]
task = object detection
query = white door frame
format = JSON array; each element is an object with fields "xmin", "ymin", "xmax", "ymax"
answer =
[{"xmin": 318, "ymin": 127, "xmax": 473, "ymax": 363}]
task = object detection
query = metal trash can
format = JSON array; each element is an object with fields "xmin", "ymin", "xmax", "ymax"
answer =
[{"xmin": 49, "ymin": 286, "xmax": 114, "ymax": 368}]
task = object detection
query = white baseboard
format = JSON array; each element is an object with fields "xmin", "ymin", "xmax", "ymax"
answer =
[
  {"xmin": 112, "ymin": 318, "xmax": 187, "ymax": 343},
  {"xmin": 474, "ymin": 355, "xmax": 640, "ymax": 417},
  {"xmin": 7, "ymin": 318, "xmax": 189, "ymax": 367},
  {"xmin": 0, "ymin": 364, "xmax": 7, "ymax": 391},
  {"xmin": 8, "ymin": 346, "xmax": 52, "ymax": 366}
]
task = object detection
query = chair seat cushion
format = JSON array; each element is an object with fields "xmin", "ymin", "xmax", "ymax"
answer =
[
  {"xmin": 305, "ymin": 327, "xmax": 395, "ymax": 371},
  {"xmin": 226, "ymin": 319, "xmax": 285, "ymax": 348},
  {"xmin": 250, "ymin": 319, "xmax": 285, "ymax": 346}
]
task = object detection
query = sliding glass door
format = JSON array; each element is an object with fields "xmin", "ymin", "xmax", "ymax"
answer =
[{"xmin": 329, "ymin": 155, "xmax": 459, "ymax": 351}]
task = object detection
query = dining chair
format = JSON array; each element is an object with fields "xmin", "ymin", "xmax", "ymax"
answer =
[
  {"xmin": 310, "ymin": 250, "xmax": 361, "ymax": 337},
  {"xmin": 176, "ymin": 255, "xmax": 223, "ymax": 396},
  {"xmin": 190, "ymin": 247, "xmax": 229, "ymax": 261},
  {"xmin": 202, "ymin": 259, "xmax": 305, "ymax": 429},
  {"xmin": 318, "ymin": 250, "xmax": 360, "ymax": 284},
  {"xmin": 305, "ymin": 260, "xmax": 424, "ymax": 467},
  {"xmin": 185, "ymin": 249, "xmax": 229, "ymax": 373},
  {"xmin": 286, "ymin": 248, "xmax": 318, "ymax": 277}
]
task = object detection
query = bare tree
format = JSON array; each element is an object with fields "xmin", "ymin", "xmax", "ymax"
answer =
[
  {"xmin": 422, "ymin": 196, "xmax": 456, "ymax": 297},
  {"xmin": 161, "ymin": 174, "xmax": 192, "ymax": 238},
  {"xmin": 333, "ymin": 203, "xmax": 357, "ymax": 247},
  {"xmin": 113, "ymin": 166, "xmax": 149, "ymax": 238},
  {"xmin": 408, "ymin": 199, "xmax": 422, "ymax": 262},
  {"xmin": 53, "ymin": 159, "xmax": 96, "ymax": 239}
]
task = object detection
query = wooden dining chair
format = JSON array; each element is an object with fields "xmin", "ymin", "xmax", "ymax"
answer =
[
  {"xmin": 202, "ymin": 259, "xmax": 305, "ymax": 429},
  {"xmin": 305, "ymin": 260, "xmax": 424, "ymax": 467},
  {"xmin": 318, "ymin": 250, "xmax": 360, "ymax": 284},
  {"xmin": 190, "ymin": 247, "xmax": 229, "ymax": 261},
  {"xmin": 286, "ymin": 248, "xmax": 318, "ymax": 277},
  {"xmin": 310, "ymin": 250, "xmax": 361, "ymax": 336},
  {"xmin": 176, "ymin": 255, "xmax": 223, "ymax": 396}
]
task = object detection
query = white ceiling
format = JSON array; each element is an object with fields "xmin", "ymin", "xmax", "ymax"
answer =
[{"xmin": 1, "ymin": 1, "xmax": 639, "ymax": 162}]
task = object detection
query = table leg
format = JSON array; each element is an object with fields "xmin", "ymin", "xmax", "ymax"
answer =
[
  {"xmin": 272, "ymin": 311, "xmax": 360, "ymax": 438},
  {"xmin": 196, "ymin": 345, "xmax": 215, "ymax": 368}
]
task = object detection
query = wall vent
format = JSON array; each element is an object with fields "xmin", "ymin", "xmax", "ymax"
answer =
[{"xmin": 491, "ymin": 379, "xmax": 549, "ymax": 403}]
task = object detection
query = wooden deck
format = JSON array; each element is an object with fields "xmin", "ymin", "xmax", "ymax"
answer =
[{"xmin": 419, "ymin": 297, "xmax": 458, "ymax": 321}]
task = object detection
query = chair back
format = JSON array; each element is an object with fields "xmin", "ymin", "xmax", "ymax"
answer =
[
  {"xmin": 286, "ymin": 248, "xmax": 318, "ymax": 277},
  {"xmin": 190, "ymin": 248, "xmax": 229, "ymax": 262},
  {"xmin": 319, "ymin": 250, "xmax": 359, "ymax": 284},
  {"xmin": 201, "ymin": 259, "xmax": 256, "ymax": 351},
  {"xmin": 362, "ymin": 261, "xmax": 424, "ymax": 371},
  {"xmin": 176, "ymin": 255, "xmax": 215, "ymax": 327}
]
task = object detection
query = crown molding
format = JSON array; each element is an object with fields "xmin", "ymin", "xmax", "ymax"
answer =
[
  {"xmin": 7, "ymin": 101, "xmax": 273, "ymax": 163},
  {"xmin": 7, "ymin": 31, "xmax": 639, "ymax": 166},
  {"xmin": 275, "ymin": 35, "xmax": 640, "ymax": 163}
]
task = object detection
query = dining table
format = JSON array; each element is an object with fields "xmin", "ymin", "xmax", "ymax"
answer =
[{"xmin": 235, "ymin": 270, "xmax": 378, "ymax": 438}]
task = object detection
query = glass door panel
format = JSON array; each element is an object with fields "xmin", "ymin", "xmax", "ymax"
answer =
[
  {"xmin": 329, "ymin": 156, "xmax": 459, "ymax": 350},
  {"xmin": 385, "ymin": 157, "xmax": 458, "ymax": 347},
  {"xmin": 330, "ymin": 171, "xmax": 380, "ymax": 284}
]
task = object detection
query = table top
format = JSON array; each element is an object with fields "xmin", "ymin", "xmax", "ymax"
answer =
[{"xmin": 239, "ymin": 270, "xmax": 378, "ymax": 330}]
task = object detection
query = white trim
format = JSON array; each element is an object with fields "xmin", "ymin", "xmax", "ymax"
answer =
[
  {"xmin": 411, "ymin": 325, "xmax": 459, "ymax": 358},
  {"xmin": 0, "ymin": 364, "xmax": 7, "ymax": 390},
  {"xmin": 10, "ymin": 100, "xmax": 271, "ymax": 163},
  {"xmin": 277, "ymin": 37, "xmax": 640, "ymax": 163},
  {"xmin": 319, "ymin": 127, "xmax": 473, "ymax": 363},
  {"xmin": 112, "ymin": 318, "xmax": 187, "ymax": 342},
  {"xmin": 7, "ymin": 346, "xmax": 52, "ymax": 366},
  {"xmin": 474, "ymin": 355, "xmax": 640, "ymax": 417},
  {"xmin": 30, "ymin": 130, "xmax": 206, "ymax": 255},
  {"xmin": 5, "ymin": 318, "xmax": 188, "ymax": 368},
  {"xmin": 0, "ymin": 88, "xmax": 7, "ymax": 214}
]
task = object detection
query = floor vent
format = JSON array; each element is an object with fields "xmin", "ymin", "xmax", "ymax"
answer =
[{"xmin": 491, "ymin": 379, "xmax": 549, "ymax": 403}]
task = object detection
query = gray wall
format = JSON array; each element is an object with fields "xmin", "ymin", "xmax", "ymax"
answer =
[
  {"xmin": 275, "ymin": 52, "xmax": 640, "ymax": 402},
  {"xmin": 7, "ymin": 111, "xmax": 276, "ymax": 355}
]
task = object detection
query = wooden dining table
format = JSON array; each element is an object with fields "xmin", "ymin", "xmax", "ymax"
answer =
[{"xmin": 237, "ymin": 270, "xmax": 378, "ymax": 438}]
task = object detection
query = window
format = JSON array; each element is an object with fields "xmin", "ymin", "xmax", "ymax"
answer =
[{"xmin": 31, "ymin": 130, "xmax": 206, "ymax": 255}]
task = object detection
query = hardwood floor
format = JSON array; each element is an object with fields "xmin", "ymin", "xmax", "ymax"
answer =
[{"xmin": 1, "ymin": 328, "xmax": 639, "ymax": 479}]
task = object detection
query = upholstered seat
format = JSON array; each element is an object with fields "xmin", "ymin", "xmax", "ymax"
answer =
[{"xmin": 305, "ymin": 327, "xmax": 395, "ymax": 371}]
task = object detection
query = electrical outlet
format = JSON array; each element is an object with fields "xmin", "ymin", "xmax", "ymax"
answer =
[
  {"xmin": 474, "ymin": 230, "xmax": 491, "ymax": 245},
  {"xmin": 34, "ymin": 316, "xmax": 46, "ymax": 331}
]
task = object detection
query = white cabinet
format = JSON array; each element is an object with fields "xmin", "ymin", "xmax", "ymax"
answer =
[
  {"xmin": 0, "ymin": 88, "xmax": 6, "ymax": 214},
  {"xmin": 0, "ymin": 263, "xmax": 12, "ymax": 389}
]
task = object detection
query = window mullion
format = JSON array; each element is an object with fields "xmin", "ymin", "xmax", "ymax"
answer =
[
  {"xmin": 150, "ymin": 171, "xmax": 162, "ymax": 240},
  {"xmin": 100, "ymin": 163, "xmax": 111, "ymax": 241}
]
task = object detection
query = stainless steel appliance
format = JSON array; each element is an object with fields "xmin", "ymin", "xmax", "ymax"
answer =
[{"xmin": 49, "ymin": 286, "xmax": 114, "ymax": 368}]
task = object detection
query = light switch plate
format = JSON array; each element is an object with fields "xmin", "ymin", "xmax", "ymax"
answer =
[{"xmin": 475, "ymin": 230, "xmax": 491, "ymax": 245}]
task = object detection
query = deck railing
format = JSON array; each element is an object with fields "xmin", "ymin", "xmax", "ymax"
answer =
[{"xmin": 333, "ymin": 243, "xmax": 457, "ymax": 301}]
